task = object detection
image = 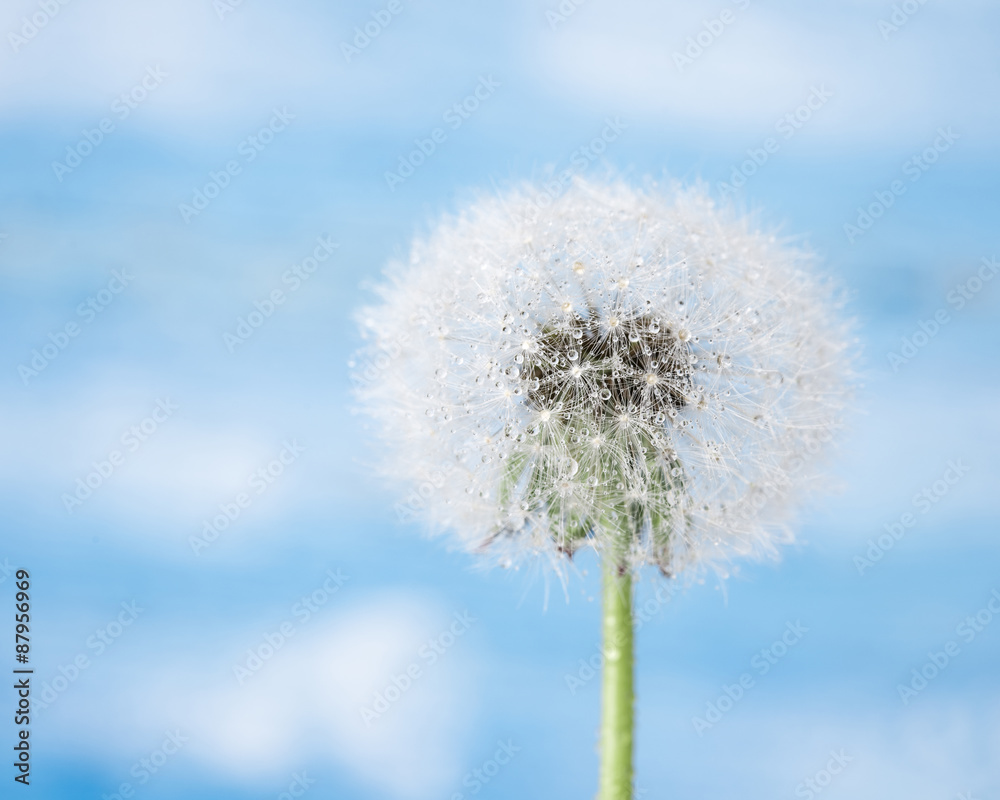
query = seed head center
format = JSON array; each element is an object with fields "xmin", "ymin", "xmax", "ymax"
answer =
[{"xmin": 521, "ymin": 314, "xmax": 693, "ymax": 421}]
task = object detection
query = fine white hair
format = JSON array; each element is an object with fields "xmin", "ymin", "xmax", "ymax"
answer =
[{"xmin": 353, "ymin": 178, "xmax": 854, "ymax": 581}]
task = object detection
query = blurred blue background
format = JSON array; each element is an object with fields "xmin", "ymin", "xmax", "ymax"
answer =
[{"xmin": 1, "ymin": 1, "xmax": 998, "ymax": 798}]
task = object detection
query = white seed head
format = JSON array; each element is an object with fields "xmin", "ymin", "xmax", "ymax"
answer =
[{"xmin": 354, "ymin": 179, "xmax": 854, "ymax": 580}]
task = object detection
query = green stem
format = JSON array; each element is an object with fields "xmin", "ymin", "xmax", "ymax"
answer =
[{"xmin": 598, "ymin": 559, "xmax": 634, "ymax": 800}]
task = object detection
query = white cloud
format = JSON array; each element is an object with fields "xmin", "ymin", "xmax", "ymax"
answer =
[
  {"xmin": 0, "ymin": 1, "xmax": 325, "ymax": 128},
  {"xmin": 533, "ymin": 0, "xmax": 1000, "ymax": 144},
  {"xmin": 2, "ymin": 0, "xmax": 996, "ymax": 145},
  {"xmin": 0, "ymin": 376, "xmax": 323, "ymax": 560},
  {"xmin": 644, "ymin": 674, "xmax": 999, "ymax": 797},
  {"xmin": 42, "ymin": 592, "xmax": 478, "ymax": 798}
]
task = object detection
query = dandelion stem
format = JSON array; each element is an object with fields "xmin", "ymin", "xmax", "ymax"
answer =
[{"xmin": 598, "ymin": 559, "xmax": 634, "ymax": 800}]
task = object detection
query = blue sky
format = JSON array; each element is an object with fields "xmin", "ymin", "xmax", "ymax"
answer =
[{"xmin": 1, "ymin": 1, "xmax": 998, "ymax": 798}]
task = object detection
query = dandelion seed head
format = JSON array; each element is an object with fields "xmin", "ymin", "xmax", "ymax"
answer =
[{"xmin": 354, "ymin": 178, "xmax": 854, "ymax": 580}]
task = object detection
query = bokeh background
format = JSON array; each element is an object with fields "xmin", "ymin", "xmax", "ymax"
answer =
[{"xmin": 2, "ymin": 1, "xmax": 998, "ymax": 798}]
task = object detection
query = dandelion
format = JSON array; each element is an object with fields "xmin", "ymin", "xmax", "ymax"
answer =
[{"xmin": 353, "ymin": 177, "xmax": 853, "ymax": 799}]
